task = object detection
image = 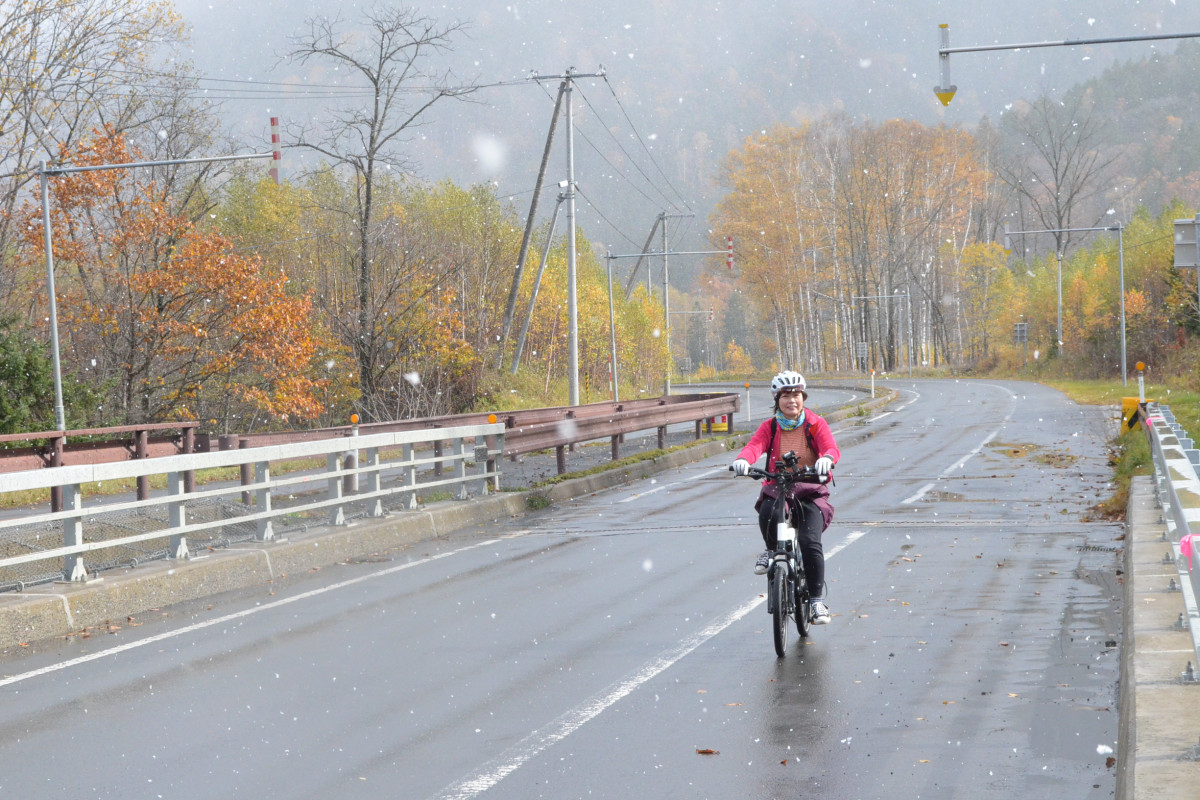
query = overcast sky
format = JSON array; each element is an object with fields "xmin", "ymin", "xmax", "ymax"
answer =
[{"xmin": 168, "ymin": 0, "xmax": 1200, "ymax": 257}]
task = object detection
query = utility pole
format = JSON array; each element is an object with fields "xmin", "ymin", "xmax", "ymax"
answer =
[
  {"xmin": 495, "ymin": 81, "xmax": 565, "ymax": 369},
  {"xmin": 518, "ymin": 67, "xmax": 603, "ymax": 406},
  {"xmin": 565, "ymin": 69, "xmax": 579, "ymax": 406},
  {"xmin": 510, "ymin": 193, "xmax": 567, "ymax": 374}
]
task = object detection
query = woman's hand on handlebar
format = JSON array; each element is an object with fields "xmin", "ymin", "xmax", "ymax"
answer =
[{"xmin": 731, "ymin": 458, "xmax": 751, "ymax": 476}]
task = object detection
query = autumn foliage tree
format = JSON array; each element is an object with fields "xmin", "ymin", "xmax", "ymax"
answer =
[{"xmin": 21, "ymin": 128, "xmax": 325, "ymax": 429}]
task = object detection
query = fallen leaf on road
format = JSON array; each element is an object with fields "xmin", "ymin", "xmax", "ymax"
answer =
[{"xmin": 696, "ymin": 749, "xmax": 719, "ymax": 756}]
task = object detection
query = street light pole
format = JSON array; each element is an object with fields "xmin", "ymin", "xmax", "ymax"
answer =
[
  {"xmin": 39, "ymin": 161, "xmax": 66, "ymax": 432},
  {"xmin": 36, "ymin": 150, "xmax": 276, "ymax": 432},
  {"xmin": 1005, "ymin": 222, "xmax": 1127, "ymax": 383},
  {"xmin": 1056, "ymin": 250, "xmax": 1064, "ymax": 358}
]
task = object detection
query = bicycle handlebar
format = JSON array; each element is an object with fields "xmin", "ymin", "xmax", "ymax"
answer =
[{"xmin": 727, "ymin": 463, "xmax": 830, "ymax": 485}]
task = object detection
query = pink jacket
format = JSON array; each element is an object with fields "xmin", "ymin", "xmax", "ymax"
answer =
[
  {"xmin": 737, "ymin": 411, "xmax": 841, "ymax": 469},
  {"xmin": 737, "ymin": 412, "xmax": 840, "ymax": 528}
]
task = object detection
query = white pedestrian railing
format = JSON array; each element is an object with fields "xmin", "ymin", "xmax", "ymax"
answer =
[{"xmin": 0, "ymin": 422, "xmax": 504, "ymax": 588}]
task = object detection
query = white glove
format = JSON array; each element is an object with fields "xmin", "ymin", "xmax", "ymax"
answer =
[
  {"xmin": 814, "ymin": 456, "xmax": 834, "ymax": 475},
  {"xmin": 732, "ymin": 459, "xmax": 751, "ymax": 476}
]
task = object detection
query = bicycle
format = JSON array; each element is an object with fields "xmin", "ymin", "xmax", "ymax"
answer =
[{"xmin": 730, "ymin": 453, "xmax": 830, "ymax": 657}]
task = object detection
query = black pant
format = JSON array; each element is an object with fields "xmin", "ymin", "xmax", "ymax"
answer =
[{"xmin": 758, "ymin": 495, "xmax": 825, "ymax": 599}]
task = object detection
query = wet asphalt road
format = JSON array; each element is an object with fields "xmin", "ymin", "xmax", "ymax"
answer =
[{"xmin": 0, "ymin": 379, "xmax": 1123, "ymax": 799}]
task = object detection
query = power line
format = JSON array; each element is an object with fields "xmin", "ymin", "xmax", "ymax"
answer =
[
  {"xmin": 575, "ymin": 84, "xmax": 683, "ymax": 213},
  {"xmin": 533, "ymin": 81, "xmax": 665, "ymax": 216},
  {"xmin": 601, "ymin": 76, "xmax": 693, "ymax": 213},
  {"xmin": 575, "ymin": 185, "xmax": 641, "ymax": 249}
]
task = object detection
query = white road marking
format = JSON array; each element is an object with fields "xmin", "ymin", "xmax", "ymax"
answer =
[
  {"xmin": 428, "ymin": 535, "xmax": 865, "ymax": 800},
  {"xmin": 0, "ymin": 537, "xmax": 512, "ymax": 688},
  {"xmin": 900, "ymin": 430, "xmax": 996, "ymax": 505},
  {"xmin": 617, "ymin": 465, "xmax": 726, "ymax": 503},
  {"xmin": 827, "ymin": 529, "xmax": 868, "ymax": 558},
  {"xmin": 901, "ymin": 483, "xmax": 936, "ymax": 506}
]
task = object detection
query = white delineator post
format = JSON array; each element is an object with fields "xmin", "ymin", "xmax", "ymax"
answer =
[{"xmin": 270, "ymin": 117, "xmax": 282, "ymax": 185}]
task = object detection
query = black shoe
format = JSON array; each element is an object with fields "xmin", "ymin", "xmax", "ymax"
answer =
[{"xmin": 754, "ymin": 551, "xmax": 771, "ymax": 575}]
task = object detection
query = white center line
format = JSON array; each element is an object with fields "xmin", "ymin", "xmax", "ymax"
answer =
[{"xmin": 428, "ymin": 534, "xmax": 865, "ymax": 800}]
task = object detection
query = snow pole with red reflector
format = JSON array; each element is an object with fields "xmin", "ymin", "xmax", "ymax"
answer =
[{"xmin": 270, "ymin": 117, "xmax": 282, "ymax": 184}]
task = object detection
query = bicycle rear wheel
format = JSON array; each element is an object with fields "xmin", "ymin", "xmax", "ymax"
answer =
[
  {"xmin": 795, "ymin": 579, "xmax": 811, "ymax": 638},
  {"xmin": 771, "ymin": 567, "xmax": 790, "ymax": 657}
]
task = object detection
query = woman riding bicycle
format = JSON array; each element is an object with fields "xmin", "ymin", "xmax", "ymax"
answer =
[{"xmin": 732, "ymin": 370, "xmax": 840, "ymax": 625}]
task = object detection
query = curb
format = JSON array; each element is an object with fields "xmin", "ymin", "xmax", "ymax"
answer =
[{"xmin": 1117, "ymin": 475, "xmax": 1200, "ymax": 799}]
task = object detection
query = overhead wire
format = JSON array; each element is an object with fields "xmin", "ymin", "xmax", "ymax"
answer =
[
  {"xmin": 532, "ymin": 79, "xmax": 674, "ymax": 223},
  {"xmin": 600, "ymin": 75, "xmax": 693, "ymax": 214},
  {"xmin": 574, "ymin": 185, "xmax": 642, "ymax": 250},
  {"xmin": 574, "ymin": 83, "xmax": 683, "ymax": 213}
]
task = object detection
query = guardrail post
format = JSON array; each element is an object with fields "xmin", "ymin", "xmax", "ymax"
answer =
[
  {"xmin": 611, "ymin": 434, "xmax": 620, "ymax": 461},
  {"xmin": 556, "ymin": 444, "xmax": 567, "ymax": 474},
  {"xmin": 239, "ymin": 437, "xmax": 252, "ymax": 505},
  {"xmin": 482, "ymin": 433, "xmax": 502, "ymax": 493},
  {"xmin": 455, "ymin": 437, "xmax": 469, "ymax": 500},
  {"xmin": 327, "ymin": 453, "xmax": 345, "ymax": 525},
  {"xmin": 506, "ymin": 417, "xmax": 518, "ymax": 462},
  {"xmin": 50, "ymin": 433, "xmax": 64, "ymax": 512},
  {"xmin": 365, "ymin": 446, "xmax": 383, "ymax": 516},
  {"xmin": 256, "ymin": 461, "xmax": 274, "ymax": 541},
  {"xmin": 401, "ymin": 443, "xmax": 418, "ymax": 509},
  {"xmin": 135, "ymin": 428, "xmax": 149, "ymax": 501},
  {"xmin": 61, "ymin": 483, "xmax": 87, "ymax": 581},
  {"xmin": 182, "ymin": 425, "xmax": 196, "ymax": 493},
  {"xmin": 434, "ymin": 440, "xmax": 444, "ymax": 476},
  {"xmin": 343, "ymin": 427, "xmax": 358, "ymax": 495},
  {"xmin": 694, "ymin": 419, "xmax": 702, "ymax": 439},
  {"xmin": 167, "ymin": 470, "xmax": 189, "ymax": 559},
  {"xmin": 657, "ymin": 426, "xmax": 666, "ymax": 450}
]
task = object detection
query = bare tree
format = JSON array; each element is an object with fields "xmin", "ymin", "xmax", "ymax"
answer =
[
  {"xmin": 286, "ymin": 6, "xmax": 474, "ymax": 419},
  {"xmin": 997, "ymin": 90, "xmax": 1118, "ymax": 257}
]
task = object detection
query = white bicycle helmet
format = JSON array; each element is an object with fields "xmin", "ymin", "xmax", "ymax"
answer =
[{"xmin": 770, "ymin": 370, "xmax": 807, "ymax": 398}]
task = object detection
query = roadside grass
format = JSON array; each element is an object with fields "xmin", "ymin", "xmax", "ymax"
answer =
[{"xmin": 1043, "ymin": 377, "xmax": 1200, "ymax": 520}]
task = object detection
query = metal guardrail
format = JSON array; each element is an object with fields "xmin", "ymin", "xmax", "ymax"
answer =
[
  {"xmin": 1143, "ymin": 402, "xmax": 1200, "ymax": 673},
  {"xmin": 0, "ymin": 422, "xmax": 505, "ymax": 589},
  {"xmin": 0, "ymin": 394, "xmax": 741, "ymax": 511},
  {"xmin": 0, "ymin": 393, "xmax": 745, "ymax": 589}
]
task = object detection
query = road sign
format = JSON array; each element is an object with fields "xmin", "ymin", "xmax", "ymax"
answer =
[{"xmin": 1174, "ymin": 217, "xmax": 1199, "ymax": 268}]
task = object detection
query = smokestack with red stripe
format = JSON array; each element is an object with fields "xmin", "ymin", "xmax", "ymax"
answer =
[
  {"xmin": 270, "ymin": 117, "xmax": 281, "ymax": 185},
  {"xmin": 726, "ymin": 236, "xmax": 734, "ymax": 270}
]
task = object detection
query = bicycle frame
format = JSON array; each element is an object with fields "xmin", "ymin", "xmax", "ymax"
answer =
[{"xmin": 731, "ymin": 453, "xmax": 828, "ymax": 655}]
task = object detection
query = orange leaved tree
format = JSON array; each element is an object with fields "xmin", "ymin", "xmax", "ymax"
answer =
[{"xmin": 22, "ymin": 128, "xmax": 325, "ymax": 429}]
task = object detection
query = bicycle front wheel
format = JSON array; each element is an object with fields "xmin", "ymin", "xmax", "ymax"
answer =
[{"xmin": 771, "ymin": 567, "xmax": 790, "ymax": 657}]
